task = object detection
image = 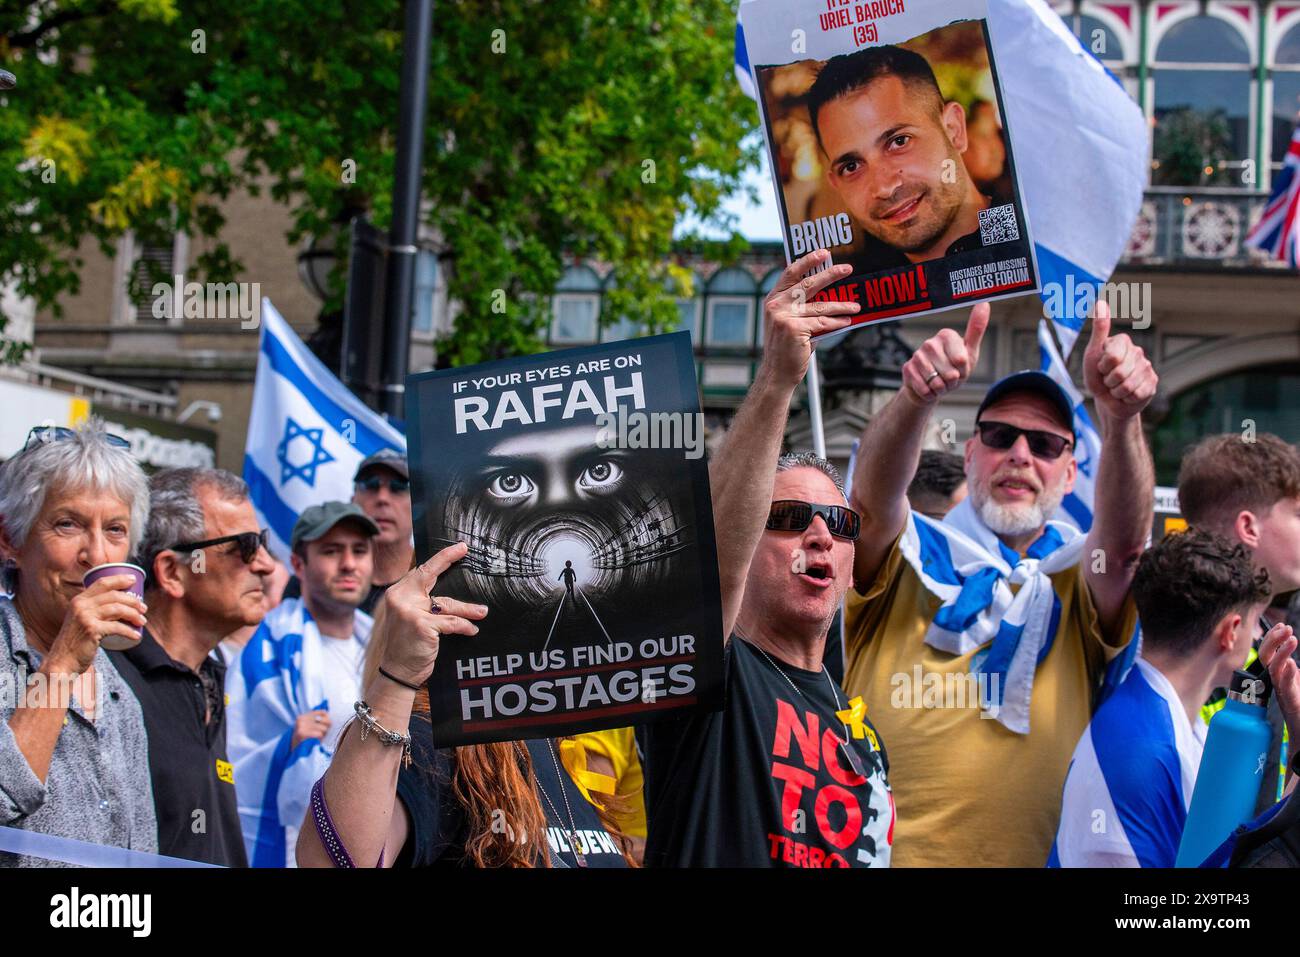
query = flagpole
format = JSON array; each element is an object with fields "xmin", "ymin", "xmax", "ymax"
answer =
[{"xmin": 806, "ymin": 350, "xmax": 827, "ymax": 459}]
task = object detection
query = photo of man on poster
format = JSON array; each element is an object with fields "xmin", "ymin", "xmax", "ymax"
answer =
[{"xmin": 807, "ymin": 43, "xmax": 1015, "ymax": 271}]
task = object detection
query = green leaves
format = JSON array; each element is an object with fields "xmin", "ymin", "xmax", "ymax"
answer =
[{"xmin": 1, "ymin": 0, "xmax": 757, "ymax": 364}]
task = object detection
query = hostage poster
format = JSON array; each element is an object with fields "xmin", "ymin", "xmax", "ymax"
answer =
[
  {"xmin": 740, "ymin": 0, "xmax": 1039, "ymax": 332},
  {"xmin": 405, "ymin": 332, "xmax": 724, "ymax": 746}
]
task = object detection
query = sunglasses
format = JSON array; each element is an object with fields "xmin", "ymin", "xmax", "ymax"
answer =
[
  {"xmin": 976, "ymin": 421, "xmax": 1074, "ymax": 461},
  {"xmin": 24, "ymin": 426, "xmax": 130, "ymax": 452},
  {"xmin": 355, "ymin": 475, "xmax": 410, "ymax": 494},
  {"xmin": 171, "ymin": 529, "xmax": 270, "ymax": 564},
  {"xmin": 766, "ymin": 500, "xmax": 861, "ymax": 541}
]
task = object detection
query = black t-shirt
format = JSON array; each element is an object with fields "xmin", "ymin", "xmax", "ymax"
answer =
[
  {"xmin": 109, "ymin": 630, "xmax": 248, "ymax": 867},
  {"xmin": 281, "ymin": 577, "xmax": 391, "ymax": 616},
  {"xmin": 394, "ymin": 720, "xmax": 627, "ymax": 868},
  {"xmin": 639, "ymin": 636, "xmax": 894, "ymax": 868}
]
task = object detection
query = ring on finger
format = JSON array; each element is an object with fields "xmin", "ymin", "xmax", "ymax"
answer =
[
  {"xmin": 924, "ymin": 370, "xmax": 942, "ymax": 385},
  {"xmin": 430, "ymin": 598, "xmax": 442, "ymax": 614}
]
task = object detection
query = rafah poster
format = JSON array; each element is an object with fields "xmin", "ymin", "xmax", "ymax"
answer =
[
  {"xmin": 405, "ymin": 332, "xmax": 724, "ymax": 746},
  {"xmin": 740, "ymin": 0, "xmax": 1039, "ymax": 332}
]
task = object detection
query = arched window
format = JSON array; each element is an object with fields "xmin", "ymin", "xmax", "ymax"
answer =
[
  {"xmin": 704, "ymin": 268, "xmax": 757, "ymax": 347},
  {"xmin": 1150, "ymin": 363, "xmax": 1300, "ymax": 484},
  {"xmin": 670, "ymin": 273, "xmax": 702, "ymax": 344},
  {"xmin": 755, "ymin": 268, "xmax": 783, "ymax": 347},
  {"xmin": 1152, "ymin": 16, "xmax": 1252, "ymax": 188},
  {"xmin": 1066, "ymin": 12, "xmax": 1124, "ymax": 62},
  {"xmin": 550, "ymin": 265, "xmax": 601, "ymax": 344},
  {"xmin": 1274, "ymin": 23, "xmax": 1300, "ymax": 170},
  {"xmin": 598, "ymin": 272, "xmax": 640, "ymax": 343},
  {"xmin": 412, "ymin": 249, "xmax": 439, "ymax": 337}
]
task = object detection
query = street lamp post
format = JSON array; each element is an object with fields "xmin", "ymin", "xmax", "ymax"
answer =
[{"xmin": 379, "ymin": 0, "xmax": 435, "ymax": 421}]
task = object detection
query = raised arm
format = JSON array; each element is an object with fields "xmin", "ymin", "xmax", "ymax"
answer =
[
  {"xmin": 711, "ymin": 250, "xmax": 860, "ymax": 639},
  {"xmin": 4, "ymin": 576, "xmax": 145, "ymax": 794},
  {"xmin": 1260, "ymin": 623, "xmax": 1299, "ymax": 798},
  {"xmin": 296, "ymin": 543, "xmax": 487, "ymax": 868},
  {"xmin": 850, "ymin": 305, "xmax": 990, "ymax": 591},
  {"xmin": 1080, "ymin": 302, "xmax": 1158, "ymax": 637}
]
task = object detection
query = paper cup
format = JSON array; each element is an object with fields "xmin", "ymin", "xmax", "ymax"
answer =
[{"xmin": 82, "ymin": 563, "xmax": 146, "ymax": 651}]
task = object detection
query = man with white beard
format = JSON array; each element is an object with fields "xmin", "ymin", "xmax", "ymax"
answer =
[{"xmin": 844, "ymin": 301, "xmax": 1158, "ymax": 867}]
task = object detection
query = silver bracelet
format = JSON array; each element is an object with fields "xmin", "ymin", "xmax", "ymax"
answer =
[{"xmin": 353, "ymin": 700, "xmax": 413, "ymax": 769}]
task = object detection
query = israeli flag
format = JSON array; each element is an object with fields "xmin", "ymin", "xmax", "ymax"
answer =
[
  {"xmin": 733, "ymin": 7, "xmax": 756, "ymax": 100},
  {"xmin": 244, "ymin": 300, "xmax": 406, "ymax": 559},
  {"xmin": 734, "ymin": 0, "xmax": 1147, "ymax": 355},
  {"xmin": 1038, "ymin": 323, "xmax": 1100, "ymax": 533},
  {"xmin": 988, "ymin": 0, "xmax": 1148, "ymax": 357}
]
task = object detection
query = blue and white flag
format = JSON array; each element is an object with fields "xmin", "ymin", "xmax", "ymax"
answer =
[
  {"xmin": 734, "ymin": 0, "xmax": 1147, "ymax": 355},
  {"xmin": 244, "ymin": 300, "xmax": 406, "ymax": 560},
  {"xmin": 1038, "ymin": 323, "xmax": 1100, "ymax": 533},
  {"xmin": 733, "ymin": 7, "xmax": 756, "ymax": 100},
  {"xmin": 901, "ymin": 497, "xmax": 1085, "ymax": 735},
  {"xmin": 1050, "ymin": 658, "xmax": 1206, "ymax": 868},
  {"xmin": 987, "ymin": 0, "xmax": 1148, "ymax": 357},
  {"xmin": 225, "ymin": 597, "xmax": 372, "ymax": 868},
  {"xmin": 1040, "ymin": 326, "xmax": 1143, "ymax": 701}
]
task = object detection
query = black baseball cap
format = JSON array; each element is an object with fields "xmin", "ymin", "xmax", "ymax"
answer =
[{"xmin": 976, "ymin": 371, "xmax": 1075, "ymax": 435}]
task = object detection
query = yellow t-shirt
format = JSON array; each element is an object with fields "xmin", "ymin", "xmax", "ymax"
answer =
[
  {"xmin": 568, "ymin": 728, "xmax": 647, "ymax": 840},
  {"xmin": 843, "ymin": 533, "xmax": 1135, "ymax": 867}
]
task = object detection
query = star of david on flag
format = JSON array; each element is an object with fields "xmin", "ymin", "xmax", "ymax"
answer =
[
  {"xmin": 244, "ymin": 300, "xmax": 406, "ymax": 559},
  {"xmin": 277, "ymin": 417, "xmax": 336, "ymax": 486}
]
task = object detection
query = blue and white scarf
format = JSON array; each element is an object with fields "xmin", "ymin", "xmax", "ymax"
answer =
[
  {"xmin": 225, "ymin": 597, "xmax": 371, "ymax": 867},
  {"xmin": 900, "ymin": 496, "xmax": 1085, "ymax": 734}
]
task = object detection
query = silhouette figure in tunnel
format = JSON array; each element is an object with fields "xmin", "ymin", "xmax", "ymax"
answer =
[{"xmin": 559, "ymin": 560, "xmax": 577, "ymax": 602}]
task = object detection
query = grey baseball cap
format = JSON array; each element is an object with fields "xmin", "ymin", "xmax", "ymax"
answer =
[
  {"xmin": 291, "ymin": 501, "xmax": 380, "ymax": 548},
  {"xmin": 354, "ymin": 448, "xmax": 409, "ymax": 481}
]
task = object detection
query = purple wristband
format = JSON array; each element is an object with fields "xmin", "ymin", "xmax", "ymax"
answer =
[{"xmin": 310, "ymin": 777, "xmax": 385, "ymax": 868}]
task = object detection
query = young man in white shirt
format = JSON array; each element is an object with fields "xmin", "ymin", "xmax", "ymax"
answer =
[
  {"xmin": 1051, "ymin": 529, "xmax": 1270, "ymax": 867},
  {"xmin": 226, "ymin": 501, "xmax": 378, "ymax": 866}
]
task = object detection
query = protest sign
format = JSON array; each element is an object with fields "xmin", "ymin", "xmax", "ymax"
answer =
[
  {"xmin": 1152, "ymin": 486, "xmax": 1186, "ymax": 543},
  {"xmin": 405, "ymin": 332, "xmax": 724, "ymax": 745},
  {"xmin": 740, "ymin": 0, "xmax": 1039, "ymax": 332}
]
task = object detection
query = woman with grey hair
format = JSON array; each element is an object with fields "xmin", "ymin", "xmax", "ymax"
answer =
[{"xmin": 0, "ymin": 422, "xmax": 157, "ymax": 865}]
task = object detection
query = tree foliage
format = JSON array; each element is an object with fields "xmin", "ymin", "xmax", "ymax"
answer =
[{"xmin": 1, "ymin": 0, "xmax": 758, "ymax": 366}]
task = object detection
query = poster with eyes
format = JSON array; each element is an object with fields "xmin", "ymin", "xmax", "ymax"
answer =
[
  {"xmin": 740, "ymin": 0, "xmax": 1039, "ymax": 334},
  {"xmin": 405, "ymin": 332, "xmax": 724, "ymax": 746}
]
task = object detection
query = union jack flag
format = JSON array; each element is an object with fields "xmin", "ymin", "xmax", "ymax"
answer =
[{"xmin": 1246, "ymin": 123, "xmax": 1300, "ymax": 268}]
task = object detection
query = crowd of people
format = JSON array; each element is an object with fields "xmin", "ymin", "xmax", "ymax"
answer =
[{"xmin": 1, "ymin": 249, "xmax": 1297, "ymax": 869}]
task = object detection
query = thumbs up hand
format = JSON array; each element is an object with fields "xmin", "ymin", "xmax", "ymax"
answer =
[
  {"xmin": 901, "ymin": 303, "xmax": 990, "ymax": 406},
  {"xmin": 1082, "ymin": 301, "xmax": 1158, "ymax": 421}
]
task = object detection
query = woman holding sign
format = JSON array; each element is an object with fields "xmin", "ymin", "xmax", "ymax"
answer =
[{"xmin": 296, "ymin": 542, "xmax": 634, "ymax": 868}]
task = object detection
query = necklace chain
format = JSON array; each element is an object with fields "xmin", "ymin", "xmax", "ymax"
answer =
[
  {"xmin": 515, "ymin": 740, "xmax": 587, "ymax": 868},
  {"xmin": 751, "ymin": 642, "xmax": 852, "ymax": 748}
]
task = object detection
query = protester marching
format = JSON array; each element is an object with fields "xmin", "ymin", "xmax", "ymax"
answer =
[{"xmin": 3, "ymin": 0, "xmax": 1300, "ymax": 928}]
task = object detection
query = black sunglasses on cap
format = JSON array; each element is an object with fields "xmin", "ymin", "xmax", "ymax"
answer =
[
  {"xmin": 170, "ymin": 529, "xmax": 270, "ymax": 564},
  {"xmin": 976, "ymin": 421, "xmax": 1074, "ymax": 461},
  {"xmin": 766, "ymin": 500, "xmax": 861, "ymax": 541},
  {"xmin": 355, "ymin": 475, "xmax": 410, "ymax": 494}
]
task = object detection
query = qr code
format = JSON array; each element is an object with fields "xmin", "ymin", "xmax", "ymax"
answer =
[{"xmin": 979, "ymin": 204, "xmax": 1020, "ymax": 246}]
